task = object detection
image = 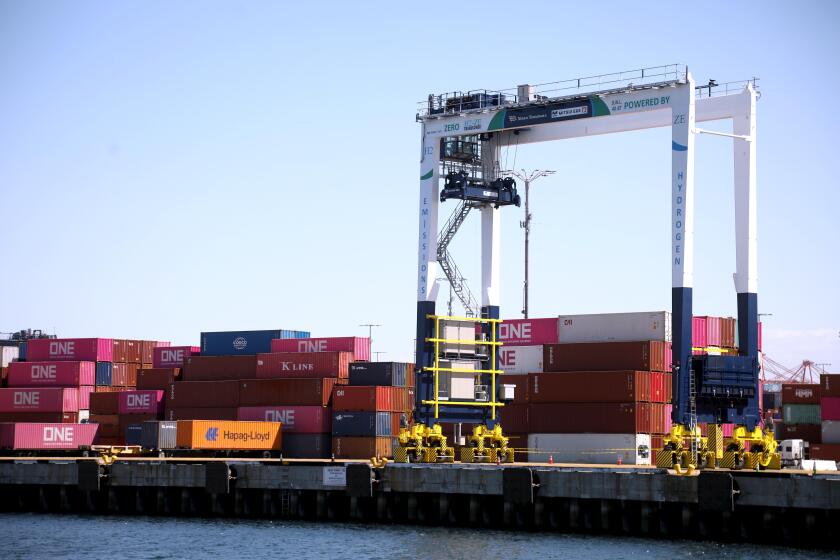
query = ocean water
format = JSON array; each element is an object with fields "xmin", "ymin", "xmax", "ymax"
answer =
[{"xmin": 1, "ymin": 514, "xmax": 837, "ymax": 559}]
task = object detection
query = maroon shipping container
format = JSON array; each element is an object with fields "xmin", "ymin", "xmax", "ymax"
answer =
[
  {"xmin": 0, "ymin": 387, "xmax": 79, "ymax": 413},
  {"xmin": 126, "ymin": 340, "xmax": 143, "ymax": 364},
  {"xmin": 153, "ymin": 346, "xmax": 199, "ymax": 368},
  {"xmin": 810, "ymin": 443, "xmax": 840, "ymax": 461},
  {"xmin": 270, "ymin": 336, "xmax": 370, "ymax": 361},
  {"xmin": 528, "ymin": 402, "xmax": 649, "ymax": 433},
  {"xmin": 141, "ymin": 341, "xmax": 169, "ymax": 364},
  {"xmin": 182, "ymin": 355, "xmax": 258, "ymax": 381},
  {"xmin": 117, "ymin": 390, "xmax": 164, "ymax": 415},
  {"xmin": 255, "ymin": 352, "xmax": 351, "ymax": 379},
  {"xmin": 543, "ymin": 341, "xmax": 668, "ymax": 373},
  {"xmin": 0, "ymin": 423, "xmax": 99, "ymax": 450},
  {"xmin": 332, "ymin": 386, "xmax": 405, "ymax": 412},
  {"xmin": 167, "ymin": 380, "xmax": 240, "ymax": 408},
  {"xmin": 528, "ymin": 371, "xmax": 651, "ymax": 403},
  {"xmin": 821, "ymin": 375, "xmax": 840, "ymax": 398},
  {"xmin": 237, "ymin": 405, "xmax": 332, "ymax": 433},
  {"xmin": 782, "ymin": 383, "xmax": 821, "ymax": 404},
  {"xmin": 780, "ymin": 423, "xmax": 821, "ymax": 443},
  {"xmin": 112, "ymin": 363, "xmax": 129, "ymax": 387},
  {"xmin": 0, "ymin": 412, "xmax": 78, "ymax": 423},
  {"xmin": 503, "ymin": 375, "xmax": 529, "ymax": 405},
  {"xmin": 720, "ymin": 318, "xmax": 737, "ymax": 349},
  {"xmin": 499, "ymin": 403, "xmax": 529, "ymax": 433},
  {"xmin": 125, "ymin": 363, "xmax": 140, "ymax": 387},
  {"xmin": 112, "ymin": 340, "xmax": 128, "ymax": 363},
  {"xmin": 239, "ymin": 378, "xmax": 337, "ymax": 407},
  {"xmin": 90, "ymin": 392, "xmax": 120, "ymax": 414},
  {"xmin": 7, "ymin": 361, "xmax": 96, "ymax": 387},
  {"xmin": 26, "ymin": 338, "xmax": 113, "ymax": 363},
  {"xmin": 331, "ymin": 436, "xmax": 393, "ymax": 459},
  {"xmin": 166, "ymin": 407, "xmax": 239, "ymax": 421},
  {"xmin": 137, "ymin": 368, "xmax": 180, "ymax": 390}
]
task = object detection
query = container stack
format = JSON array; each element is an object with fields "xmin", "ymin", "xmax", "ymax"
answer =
[
  {"xmin": 813, "ymin": 374, "xmax": 840, "ymax": 462},
  {"xmin": 778, "ymin": 383, "xmax": 822, "ymax": 444},
  {"xmin": 136, "ymin": 346, "xmax": 199, "ymax": 390},
  {"xmin": 331, "ymin": 362, "xmax": 413, "ymax": 459}
]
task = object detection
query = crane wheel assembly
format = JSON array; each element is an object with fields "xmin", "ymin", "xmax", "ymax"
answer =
[
  {"xmin": 657, "ymin": 424, "xmax": 781, "ymax": 472},
  {"xmin": 720, "ymin": 425, "xmax": 781, "ymax": 470},
  {"xmin": 655, "ymin": 424, "xmax": 717, "ymax": 474},
  {"xmin": 459, "ymin": 424, "xmax": 515, "ymax": 464},
  {"xmin": 394, "ymin": 423, "xmax": 454, "ymax": 464}
]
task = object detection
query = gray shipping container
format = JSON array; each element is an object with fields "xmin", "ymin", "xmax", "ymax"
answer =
[
  {"xmin": 141, "ymin": 421, "xmax": 178, "ymax": 450},
  {"xmin": 282, "ymin": 434, "xmax": 331, "ymax": 458}
]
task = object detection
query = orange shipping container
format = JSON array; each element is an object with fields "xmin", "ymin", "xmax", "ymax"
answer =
[
  {"xmin": 176, "ymin": 420, "xmax": 281, "ymax": 450},
  {"xmin": 331, "ymin": 436, "xmax": 393, "ymax": 459}
]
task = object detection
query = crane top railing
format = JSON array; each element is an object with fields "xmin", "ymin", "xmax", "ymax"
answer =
[{"xmin": 417, "ymin": 64, "xmax": 759, "ymax": 119}]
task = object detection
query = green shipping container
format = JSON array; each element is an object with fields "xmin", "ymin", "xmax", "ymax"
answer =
[{"xmin": 782, "ymin": 404, "xmax": 821, "ymax": 425}]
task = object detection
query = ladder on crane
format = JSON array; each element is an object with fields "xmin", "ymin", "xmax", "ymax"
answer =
[{"xmin": 437, "ymin": 201, "xmax": 479, "ymax": 317}]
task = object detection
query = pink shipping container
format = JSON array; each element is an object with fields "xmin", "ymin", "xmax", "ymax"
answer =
[
  {"xmin": 0, "ymin": 388, "xmax": 79, "ymax": 412},
  {"xmin": 695, "ymin": 316, "xmax": 722, "ymax": 347},
  {"xmin": 26, "ymin": 338, "xmax": 113, "ymax": 362},
  {"xmin": 493, "ymin": 318, "xmax": 559, "ymax": 346},
  {"xmin": 237, "ymin": 405, "xmax": 332, "ymax": 433},
  {"xmin": 822, "ymin": 398, "xmax": 840, "ymax": 421},
  {"xmin": 256, "ymin": 352, "xmax": 351, "ymax": 379},
  {"xmin": 79, "ymin": 385, "xmax": 94, "ymax": 410},
  {"xmin": 269, "ymin": 337, "xmax": 370, "ymax": 361},
  {"xmin": 0, "ymin": 422, "xmax": 99, "ymax": 450},
  {"xmin": 117, "ymin": 390, "xmax": 164, "ymax": 415},
  {"xmin": 7, "ymin": 361, "xmax": 95, "ymax": 387},
  {"xmin": 153, "ymin": 346, "xmax": 200, "ymax": 368},
  {"xmin": 692, "ymin": 317, "xmax": 707, "ymax": 348}
]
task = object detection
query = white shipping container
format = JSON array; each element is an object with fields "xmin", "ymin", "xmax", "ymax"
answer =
[
  {"xmin": 557, "ymin": 311, "xmax": 672, "ymax": 343},
  {"xmin": 1, "ymin": 346, "xmax": 19, "ymax": 368},
  {"xmin": 822, "ymin": 421, "xmax": 840, "ymax": 444},
  {"xmin": 499, "ymin": 345, "xmax": 543, "ymax": 375},
  {"xmin": 527, "ymin": 433, "xmax": 652, "ymax": 465}
]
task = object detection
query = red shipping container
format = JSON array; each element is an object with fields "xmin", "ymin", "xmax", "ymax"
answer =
[
  {"xmin": 256, "ymin": 352, "xmax": 351, "ymax": 379},
  {"xmin": 649, "ymin": 371, "xmax": 663, "ymax": 403},
  {"xmin": 0, "ymin": 423, "xmax": 98, "ymax": 450},
  {"xmin": 782, "ymin": 383, "xmax": 821, "ymax": 404},
  {"xmin": 780, "ymin": 423, "xmax": 821, "ymax": 443},
  {"xmin": 166, "ymin": 407, "xmax": 239, "ymax": 421},
  {"xmin": 90, "ymin": 413, "xmax": 119, "ymax": 425},
  {"xmin": 528, "ymin": 402, "xmax": 649, "ymax": 433},
  {"xmin": 494, "ymin": 318, "xmax": 558, "ymax": 346},
  {"xmin": 651, "ymin": 435, "xmax": 664, "ymax": 453},
  {"xmin": 0, "ymin": 412, "xmax": 78, "ymax": 423},
  {"xmin": 499, "ymin": 403, "xmax": 529, "ymax": 433},
  {"xmin": 0, "ymin": 387, "xmax": 79, "ymax": 412},
  {"xmin": 664, "ymin": 373, "xmax": 672, "ymax": 403},
  {"xmin": 141, "ymin": 341, "xmax": 169, "ymax": 364},
  {"xmin": 720, "ymin": 318, "xmax": 737, "ymax": 349},
  {"xmin": 182, "ymin": 355, "xmax": 258, "ymax": 381},
  {"xmin": 126, "ymin": 340, "xmax": 142, "ymax": 363},
  {"xmin": 239, "ymin": 378, "xmax": 337, "ymax": 407},
  {"xmin": 528, "ymin": 371, "xmax": 651, "ymax": 403},
  {"xmin": 543, "ymin": 341, "xmax": 668, "ymax": 372},
  {"xmin": 237, "ymin": 405, "xmax": 331, "ymax": 433},
  {"xmin": 692, "ymin": 317, "xmax": 707, "ymax": 348},
  {"xmin": 270, "ymin": 337, "xmax": 370, "ymax": 361},
  {"xmin": 153, "ymin": 346, "xmax": 200, "ymax": 368},
  {"xmin": 332, "ymin": 386, "xmax": 405, "ymax": 412},
  {"xmin": 809, "ymin": 443, "xmax": 840, "ymax": 461},
  {"xmin": 822, "ymin": 397, "xmax": 840, "ymax": 421},
  {"xmin": 137, "ymin": 368, "xmax": 180, "ymax": 390},
  {"xmin": 125, "ymin": 363, "xmax": 140, "ymax": 387},
  {"xmin": 167, "ymin": 380, "xmax": 240, "ymax": 408},
  {"xmin": 26, "ymin": 338, "xmax": 113, "ymax": 362},
  {"xmin": 7, "ymin": 361, "xmax": 95, "ymax": 387},
  {"xmin": 112, "ymin": 339, "xmax": 128, "ymax": 363},
  {"xmin": 112, "ymin": 363, "xmax": 129, "ymax": 387},
  {"xmin": 821, "ymin": 375, "xmax": 840, "ymax": 398},
  {"xmin": 90, "ymin": 392, "xmax": 120, "ymax": 414},
  {"xmin": 118, "ymin": 390, "xmax": 164, "ymax": 415},
  {"xmin": 331, "ymin": 436, "xmax": 393, "ymax": 459}
]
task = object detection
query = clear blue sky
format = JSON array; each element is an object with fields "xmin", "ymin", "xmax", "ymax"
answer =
[{"xmin": 1, "ymin": 1, "xmax": 837, "ymax": 370}]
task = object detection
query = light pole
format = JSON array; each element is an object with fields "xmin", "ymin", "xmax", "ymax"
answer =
[
  {"xmin": 506, "ymin": 169, "xmax": 555, "ymax": 318},
  {"xmin": 359, "ymin": 323, "xmax": 381, "ymax": 361},
  {"xmin": 374, "ymin": 352, "xmax": 386, "ymax": 362},
  {"xmin": 816, "ymin": 363, "xmax": 832, "ymax": 375}
]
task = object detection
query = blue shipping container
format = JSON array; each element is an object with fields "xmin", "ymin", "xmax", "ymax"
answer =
[
  {"xmin": 95, "ymin": 362, "xmax": 113, "ymax": 386},
  {"xmin": 200, "ymin": 329, "xmax": 310, "ymax": 356},
  {"xmin": 348, "ymin": 362, "xmax": 408, "ymax": 387},
  {"xmin": 331, "ymin": 411, "xmax": 395, "ymax": 437},
  {"xmin": 125, "ymin": 424, "xmax": 143, "ymax": 446},
  {"xmin": 19, "ymin": 342, "xmax": 27, "ymax": 361}
]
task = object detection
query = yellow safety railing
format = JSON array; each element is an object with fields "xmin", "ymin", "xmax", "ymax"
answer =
[{"xmin": 421, "ymin": 314, "xmax": 504, "ymax": 420}]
